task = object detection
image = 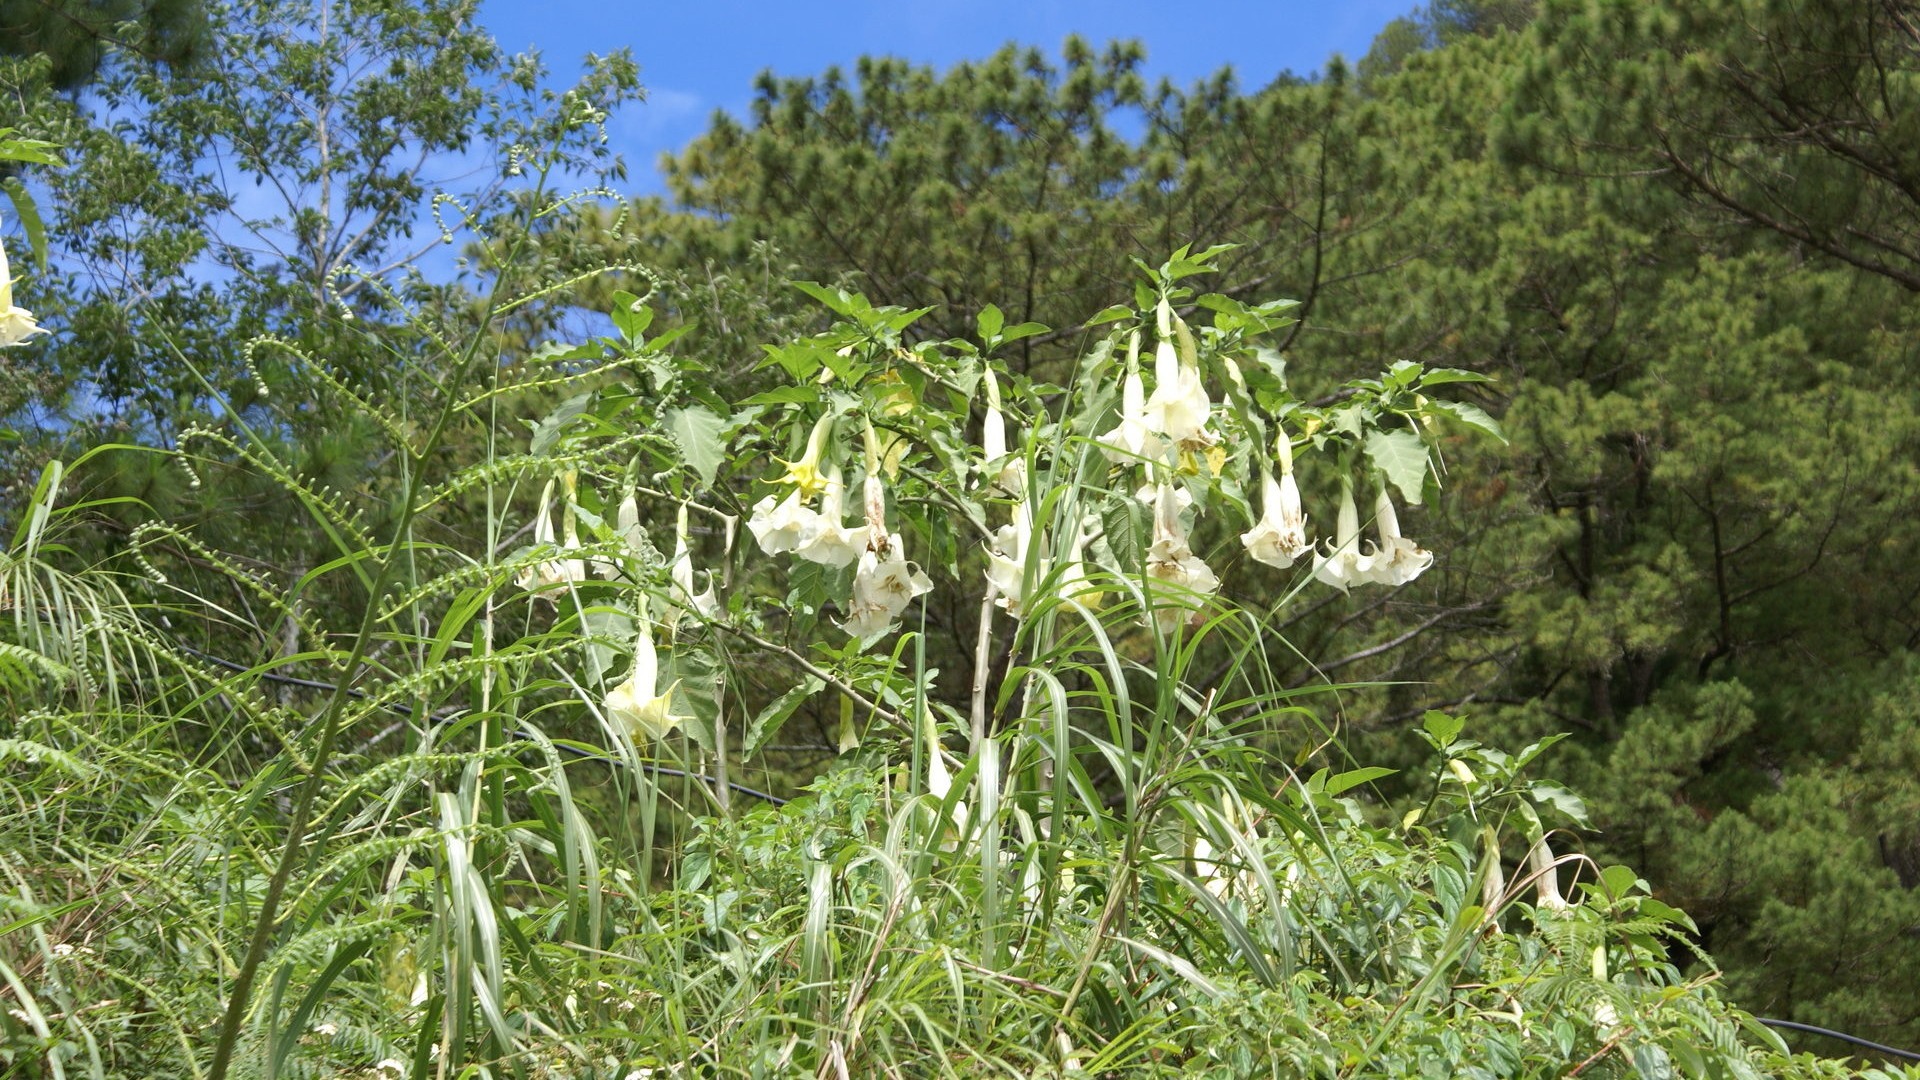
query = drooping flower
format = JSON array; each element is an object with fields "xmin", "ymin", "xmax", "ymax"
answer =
[
  {"xmin": 1365, "ymin": 484, "xmax": 1434, "ymax": 587},
  {"xmin": 1144, "ymin": 480, "xmax": 1220, "ymax": 634},
  {"xmin": 1055, "ymin": 516, "xmax": 1106, "ymax": 612},
  {"xmin": 843, "ymin": 537, "xmax": 934, "ymax": 636},
  {"xmin": 980, "ymin": 367, "xmax": 1027, "ymax": 494},
  {"xmin": 0, "ymin": 223, "xmax": 47, "ymax": 348},
  {"xmin": 793, "ymin": 466, "xmax": 864, "ymax": 567},
  {"xmin": 1142, "ymin": 336, "xmax": 1216, "ymax": 451},
  {"xmin": 605, "ymin": 615, "xmax": 686, "ymax": 742},
  {"xmin": 840, "ymin": 469, "xmax": 933, "ymax": 637},
  {"xmin": 592, "ymin": 491, "xmax": 644, "ymax": 580},
  {"xmin": 1528, "ymin": 835, "xmax": 1571, "ymax": 913},
  {"xmin": 1311, "ymin": 477, "xmax": 1374, "ymax": 593},
  {"xmin": 663, "ymin": 502, "xmax": 720, "ymax": 634},
  {"xmin": 772, "ymin": 413, "xmax": 836, "ymax": 498},
  {"xmin": 1240, "ymin": 434, "xmax": 1311, "ymax": 569},
  {"xmin": 1097, "ymin": 332, "xmax": 1166, "ymax": 465},
  {"xmin": 515, "ymin": 477, "xmax": 587, "ymax": 600},
  {"xmin": 747, "ymin": 489, "xmax": 816, "ymax": 555},
  {"xmin": 985, "ymin": 498, "xmax": 1039, "ymax": 616}
]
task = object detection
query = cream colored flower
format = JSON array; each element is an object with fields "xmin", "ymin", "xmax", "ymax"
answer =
[
  {"xmin": 1366, "ymin": 485, "xmax": 1433, "ymax": 587},
  {"xmin": 985, "ymin": 499, "xmax": 1040, "ymax": 616},
  {"xmin": 747, "ymin": 489, "xmax": 815, "ymax": 555},
  {"xmin": 842, "ymin": 536, "xmax": 933, "ymax": 637},
  {"xmin": 1241, "ymin": 438, "xmax": 1311, "ymax": 569},
  {"xmin": 606, "ymin": 618, "xmax": 686, "ymax": 742},
  {"xmin": 1144, "ymin": 481, "xmax": 1219, "ymax": 634},
  {"xmin": 592, "ymin": 491, "xmax": 644, "ymax": 580},
  {"xmin": 664, "ymin": 502, "xmax": 720, "ymax": 633},
  {"xmin": 1097, "ymin": 333, "xmax": 1166, "ymax": 465},
  {"xmin": 1055, "ymin": 517, "xmax": 1106, "ymax": 611},
  {"xmin": 1142, "ymin": 337, "xmax": 1216, "ymax": 450},
  {"xmin": 980, "ymin": 367, "xmax": 1027, "ymax": 494},
  {"xmin": 1311, "ymin": 479, "xmax": 1374, "ymax": 593},
  {"xmin": 840, "ymin": 471, "xmax": 933, "ymax": 636},
  {"xmin": 773, "ymin": 413, "xmax": 835, "ymax": 498},
  {"xmin": 794, "ymin": 466, "xmax": 864, "ymax": 567},
  {"xmin": 0, "ymin": 224, "xmax": 47, "ymax": 348},
  {"xmin": 515, "ymin": 478, "xmax": 587, "ymax": 600}
]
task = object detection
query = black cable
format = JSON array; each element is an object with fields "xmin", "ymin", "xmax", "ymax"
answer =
[{"xmin": 1754, "ymin": 1018, "xmax": 1920, "ymax": 1062}]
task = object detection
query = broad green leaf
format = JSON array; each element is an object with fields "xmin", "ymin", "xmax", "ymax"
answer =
[
  {"xmin": 1422, "ymin": 710, "xmax": 1465, "ymax": 747},
  {"xmin": 976, "ymin": 303, "xmax": 1004, "ymax": 341},
  {"xmin": 667, "ymin": 405, "xmax": 729, "ymax": 488},
  {"xmin": 999, "ymin": 321, "xmax": 1049, "ymax": 344},
  {"xmin": 1363, "ymin": 428, "xmax": 1430, "ymax": 505},
  {"xmin": 1324, "ymin": 766, "xmax": 1397, "ymax": 796},
  {"xmin": 1100, "ymin": 492, "xmax": 1150, "ymax": 574},
  {"xmin": 1431, "ymin": 399, "xmax": 1507, "ymax": 443},
  {"xmin": 745, "ymin": 676, "xmax": 825, "ymax": 758},
  {"xmin": 530, "ymin": 392, "xmax": 592, "ymax": 454}
]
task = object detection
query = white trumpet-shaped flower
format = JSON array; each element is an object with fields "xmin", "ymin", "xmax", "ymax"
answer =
[
  {"xmin": 794, "ymin": 466, "xmax": 864, "ymax": 567},
  {"xmin": 1142, "ymin": 337, "xmax": 1216, "ymax": 450},
  {"xmin": 980, "ymin": 368, "xmax": 1027, "ymax": 494},
  {"xmin": 1241, "ymin": 436, "xmax": 1311, "ymax": 569},
  {"xmin": 747, "ymin": 489, "xmax": 815, "ymax": 555},
  {"xmin": 1365, "ymin": 485, "xmax": 1434, "ymax": 587},
  {"xmin": 1311, "ymin": 479, "xmax": 1374, "ymax": 593},
  {"xmin": 1144, "ymin": 481, "xmax": 1220, "ymax": 634},
  {"xmin": 0, "ymin": 223, "xmax": 47, "ymax": 348},
  {"xmin": 1097, "ymin": 334, "xmax": 1166, "ymax": 464},
  {"xmin": 592, "ymin": 491, "xmax": 644, "ymax": 580},
  {"xmin": 1055, "ymin": 516, "xmax": 1106, "ymax": 611},
  {"xmin": 1528, "ymin": 835, "xmax": 1572, "ymax": 913},
  {"xmin": 841, "ymin": 471, "xmax": 933, "ymax": 636},
  {"xmin": 516, "ymin": 478, "xmax": 587, "ymax": 600},
  {"xmin": 605, "ymin": 616, "xmax": 687, "ymax": 742},
  {"xmin": 985, "ymin": 498, "xmax": 1040, "ymax": 616},
  {"xmin": 664, "ymin": 502, "xmax": 721, "ymax": 633},
  {"xmin": 843, "ymin": 538, "xmax": 934, "ymax": 636}
]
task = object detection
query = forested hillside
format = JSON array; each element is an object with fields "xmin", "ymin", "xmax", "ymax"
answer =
[{"xmin": 2, "ymin": 0, "xmax": 1917, "ymax": 1074}]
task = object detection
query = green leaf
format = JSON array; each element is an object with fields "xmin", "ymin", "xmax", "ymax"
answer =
[
  {"xmin": 999, "ymin": 321, "xmax": 1049, "ymax": 344},
  {"xmin": 530, "ymin": 392, "xmax": 592, "ymax": 454},
  {"xmin": 1598, "ymin": 864, "xmax": 1642, "ymax": 899},
  {"xmin": 1363, "ymin": 428, "xmax": 1430, "ymax": 505},
  {"xmin": 667, "ymin": 405, "xmax": 728, "ymax": 488},
  {"xmin": 738, "ymin": 385, "xmax": 819, "ymax": 407},
  {"xmin": 1099, "ymin": 493, "xmax": 1150, "ymax": 574},
  {"xmin": 1417, "ymin": 367, "xmax": 1492, "ymax": 386},
  {"xmin": 1422, "ymin": 710, "xmax": 1465, "ymax": 748},
  {"xmin": 976, "ymin": 304, "xmax": 1004, "ymax": 342},
  {"xmin": 1430, "ymin": 399, "xmax": 1506, "ymax": 443},
  {"xmin": 1086, "ymin": 305, "xmax": 1135, "ymax": 326},
  {"xmin": 746, "ymin": 677, "xmax": 825, "ymax": 758},
  {"xmin": 1324, "ymin": 766, "xmax": 1397, "ymax": 796},
  {"xmin": 1527, "ymin": 781, "xmax": 1589, "ymax": 824},
  {"xmin": 791, "ymin": 280, "xmax": 862, "ymax": 317},
  {"xmin": 609, "ymin": 291, "xmax": 654, "ymax": 345},
  {"xmin": 1, "ymin": 178, "xmax": 49, "ymax": 271}
]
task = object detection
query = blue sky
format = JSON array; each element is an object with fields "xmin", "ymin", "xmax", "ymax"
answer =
[{"xmin": 477, "ymin": 0, "xmax": 1411, "ymax": 196}]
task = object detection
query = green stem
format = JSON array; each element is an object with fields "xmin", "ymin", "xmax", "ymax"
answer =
[{"xmin": 205, "ymin": 223, "xmax": 530, "ymax": 1080}]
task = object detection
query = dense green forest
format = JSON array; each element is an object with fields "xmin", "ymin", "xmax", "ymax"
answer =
[{"xmin": 2, "ymin": 0, "xmax": 1918, "ymax": 1075}]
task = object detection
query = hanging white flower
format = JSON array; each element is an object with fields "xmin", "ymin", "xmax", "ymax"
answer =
[
  {"xmin": 592, "ymin": 491, "xmax": 644, "ymax": 580},
  {"xmin": 1365, "ymin": 484, "xmax": 1434, "ymax": 587},
  {"xmin": 843, "ymin": 537, "xmax": 934, "ymax": 636},
  {"xmin": 1144, "ymin": 481, "xmax": 1220, "ymax": 634},
  {"xmin": 980, "ymin": 367, "xmax": 1027, "ymax": 494},
  {"xmin": 793, "ymin": 466, "xmax": 865, "ymax": 567},
  {"xmin": 663, "ymin": 502, "xmax": 721, "ymax": 633},
  {"xmin": 1055, "ymin": 515, "xmax": 1106, "ymax": 612},
  {"xmin": 1142, "ymin": 337, "xmax": 1217, "ymax": 450},
  {"xmin": 0, "ymin": 222, "xmax": 47, "ymax": 348},
  {"xmin": 515, "ymin": 477, "xmax": 587, "ymax": 600},
  {"xmin": 1097, "ymin": 333, "xmax": 1166, "ymax": 465},
  {"xmin": 1311, "ymin": 479, "xmax": 1375, "ymax": 593},
  {"xmin": 985, "ymin": 498, "xmax": 1040, "ymax": 616},
  {"xmin": 747, "ymin": 489, "xmax": 816, "ymax": 555},
  {"xmin": 841, "ymin": 469, "xmax": 933, "ymax": 636},
  {"xmin": 605, "ymin": 615, "xmax": 686, "ymax": 742},
  {"xmin": 1240, "ymin": 435, "xmax": 1311, "ymax": 569}
]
